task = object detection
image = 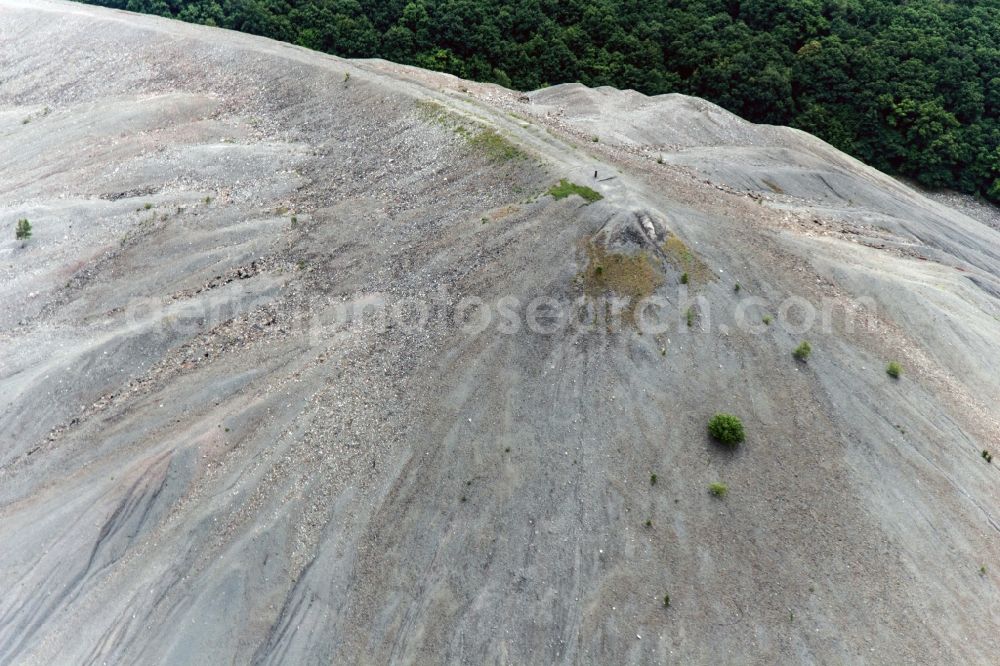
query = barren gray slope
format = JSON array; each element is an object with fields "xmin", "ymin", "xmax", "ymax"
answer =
[{"xmin": 1, "ymin": 1, "xmax": 999, "ymax": 664}]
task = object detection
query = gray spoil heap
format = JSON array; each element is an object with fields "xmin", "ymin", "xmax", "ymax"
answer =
[{"xmin": 1, "ymin": 1, "xmax": 999, "ymax": 663}]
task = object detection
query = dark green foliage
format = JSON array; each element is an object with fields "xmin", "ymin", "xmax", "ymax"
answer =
[
  {"xmin": 793, "ymin": 341, "xmax": 812, "ymax": 361},
  {"xmin": 650, "ymin": 473, "xmax": 657, "ymax": 485},
  {"xmin": 708, "ymin": 413, "xmax": 744, "ymax": 447},
  {"xmin": 887, "ymin": 361, "xmax": 902, "ymax": 379},
  {"xmin": 680, "ymin": 272, "xmax": 689, "ymax": 285},
  {"xmin": 663, "ymin": 593, "xmax": 670, "ymax": 608},
  {"xmin": 982, "ymin": 450, "xmax": 993, "ymax": 463},
  {"xmin": 15, "ymin": 218, "xmax": 31, "ymax": 241},
  {"xmin": 80, "ymin": 0, "xmax": 1000, "ymax": 204}
]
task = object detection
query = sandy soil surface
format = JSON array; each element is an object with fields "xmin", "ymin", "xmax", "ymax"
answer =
[{"xmin": 1, "ymin": 1, "xmax": 999, "ymax": 664}]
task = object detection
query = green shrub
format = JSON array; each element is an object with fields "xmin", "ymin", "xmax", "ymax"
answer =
[
  {"xmin": 663, "ymin": 593, "xmax": 670, "ymax": 608},
  {"xmin": 686, "ymin": 307, "xmax": 694, "ymax": 327},
  {"xmin": 793, "ymin": 341, "xmax": 812, "ymax": 361},
  {"xmin": 645, "ymin": 519, "xmax": 652, "ymax": 528},
  {"xmin": 708, "ymin": 413, "xmax": 744, "ymax": 447},
  {"xmin": 15, "ymin": 218, "xmax": 31, "ymax": 241},
  {"xmin": 708, "ymin": 482, "xmax": 728, "ymax": 497},
  {"xmin": 734, "ymin": 283, "xmax": 741, "ymax": 293},
  {"xmin": 762, "ymin": 315, "xmax": 772, "ymax": 325},
  {"xmin": 982, "ymin": 450, "xmax": 993, "ymax": 463},
  {"xmin": 650, "ymin": 473, "xmax": 657, "ymax": 485},
  {"xmin": 886, "ymin": 361, "xmax": 902, "ymax": 379},
  {"xmin": 680, "ymin": 272, "xmax": 689, "ymax": 285}
]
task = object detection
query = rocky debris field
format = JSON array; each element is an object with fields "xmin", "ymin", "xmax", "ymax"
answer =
[{"xmin": 1, "ymin": 1, "xmax": 999, "ymax": 664}]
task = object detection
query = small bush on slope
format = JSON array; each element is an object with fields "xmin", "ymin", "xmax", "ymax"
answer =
[{"xmin": 708, "ymin": 414, "xmax": 745, "ymax": 447}]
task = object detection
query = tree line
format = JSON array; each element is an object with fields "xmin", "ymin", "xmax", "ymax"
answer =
[{"xmin": 86, "ymin": 0, "xmax": 999, "ymax": 203}]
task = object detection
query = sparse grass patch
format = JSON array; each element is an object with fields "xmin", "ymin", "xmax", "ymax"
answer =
[
  {"xmin": 708, "ymin": 482, "xmax": 728, "ymax": 497},
  {"xmin": 580, "ymin": 240, "xmax": 662, "ymax": 328},
  {"xmin": 416, "ymin": 100, "xmax": 526, "ymax": 164},
  {"xmin": 549, "ymin": 179, "xmax": 602, "ymax": 203},
  {"xmin": 415, "ymin": 99, "xmax": 453, "ymax": 125},
  {"xmin": 793, "ymin": 341, "xmax": 812, "ymax": 361},
  {"xmin": 708, "ymin": 413, "xmax": 744, "ymax": 447},
  {"xmin": 468, "ymin": 128, "xmax": 526, "ymax": 162},
  {"xmin": 886, "ymin": 361, "xmax": 902, "ymax": 379},
  {"xmin": 662, "ymin": 235, "xmax": 710, "ymax": 283},
  {"xmin": 762, "ymin": 315, "xmax": 772, "ymax": 325},
  {"xmin": 686, "ymin": 307, "xmax": 694, "ymax": 327}
]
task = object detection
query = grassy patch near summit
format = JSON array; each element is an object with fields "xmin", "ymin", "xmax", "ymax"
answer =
[{"xmin": 548, "ymin": 179, "xmax": 602, "ymax": 204}]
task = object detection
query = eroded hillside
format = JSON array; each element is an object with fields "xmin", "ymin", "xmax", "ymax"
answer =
[{"xmin": 1, "ymin": 1, "xmax": 998, "ymax": 663}]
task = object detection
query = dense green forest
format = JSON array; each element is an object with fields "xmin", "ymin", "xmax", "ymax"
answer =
[{"xmin": 84, "ymin": 0, "xmax": 999, "ymax": 203}]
